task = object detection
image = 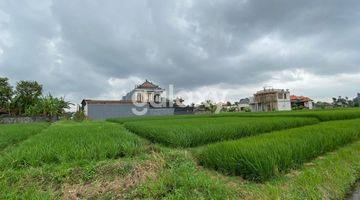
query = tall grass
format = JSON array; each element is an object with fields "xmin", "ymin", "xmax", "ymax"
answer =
[
  {"xmin": 124, "ymin": 117, "xmax": 319, "ymax": 147},
  {"xmin": 106, "ymin": 114, "xmax": 213, "ymax": 124},
  {"xmin": 0, "ymin": 123, "xmax": 49, "ymax": 151},
  {"xmin": 0, "ymin": 121, "xmax": 147, "ymax": 168},
  {"xmin": 196, "ymin": 119, "xmax": 360, "ymax": 182},
  {"xmin": 108, "ymin": 108, "xmax": 360, "ymax": 124},
  {"xmin": 227, "ymin": 108, "xmax": 360, "ymax": 121}
]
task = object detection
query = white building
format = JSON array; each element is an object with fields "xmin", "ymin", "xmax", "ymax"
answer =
[
  {"xmin": 81, "ymin": 80, "xmax": 174, "ymax": 120},
  {"xmin": 122, "ymin": 80, "xmax": 165, "ymax": 103},
  {"xmin": 250, "ymin": 88, "xmax": 291, "ymax": 112}
]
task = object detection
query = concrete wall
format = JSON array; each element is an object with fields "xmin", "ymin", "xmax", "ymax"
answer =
[
  {"xmin": 0, "ymin": 116, "xmax": 57, "ymax": 124},
  {"xmin": 277, "ymin": 100, "xmax": 292, "ymax": 111},
  {"xmin": 86, "ymin": 104, "xmax": 174, "ymax": 120},
  {"xmin": 304, "ymin": 101, "xmax": 314, "ymax": 109}
]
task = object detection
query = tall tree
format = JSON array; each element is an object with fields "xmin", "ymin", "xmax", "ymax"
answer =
[
  {"xmin": 0, "ymin": 77, "xmax": 13, "ymax": 112},
  {"xmin": 13, "ymin": 81, "xmax": 43, "ymax": 115}
]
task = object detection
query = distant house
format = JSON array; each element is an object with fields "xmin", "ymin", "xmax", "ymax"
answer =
[
  {"xmin": 238, "ymin": 98, "xmax": 250, "ymax": 111},
  {"xmin": 290, "ymin": 95, "xmax": 314, "ymax": 109},
  {"xmin": 354, "ymin": 93, "xmax": 360, "ymax": 107},
  {"xmin": 81, "ymin": 80, "xmax": 174, "ymax": 120},
  {"xmin": 122, "ymin": 80, "xmax": 165, "ymax": 103},
  {"xmin": 250, "ymin": 88, "xmax": 291, "ymax": 112}
]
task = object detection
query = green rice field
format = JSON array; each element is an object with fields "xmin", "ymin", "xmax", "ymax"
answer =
[
  {"xmin": 0, "ymin": 123, "xmax": 49, "ymax": 151},
  {"xmin": 124, "ymin": 116, "xmax": 319, "ymax": 147},
  {"xmin": 0, "ymin": 121, "xmax": 147, "ymax": 169},
  {"xmin": 196, "ymin": 119, "xmax": 360, "ymax": 181},
  {"xmin": 1, "ymin": 108, "xmax": 360, "ymax": 199}
]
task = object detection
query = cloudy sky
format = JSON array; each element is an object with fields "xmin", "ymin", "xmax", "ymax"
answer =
[{"xmin": 0, "ymin": 0, "xmax": 359, "ymax": 105}]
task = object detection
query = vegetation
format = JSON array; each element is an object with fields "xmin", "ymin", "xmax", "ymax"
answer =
[
  {"xmin": 196, "ymin": 119, "xmax": 360, "ymax": 181},
  {"xmin": 235, "ymin": 140, "xmax": 360, "ymax": 199},
  {"xmin": 0, "ymin": 121, "xmax": 147, "ymax": 168},
  {"xmin": 124, "ymin": 117, "xmax": 319, "ymax": 147},
  {"xmin": 0, "ymin": 76, "xmax": 72, "ymax": 118},
  {"xmin": 2, "ymin": 109, "xmax": 360, "ymax": 199},
  {"xmin": 11, "ymin": 80, "xmax": 43, "ymax": 115},
  {"xmin": 25, "ymin": 94, "xmax": 72, "ymax": 119},
  {"xmin": 73, "ymin": 109, "xmax": 86, "ymax": 122},
  {"xmin": 108, "ymin": 107, "xmax": 360, "ymax": 124},
  {"xmin": 0, "ymin": 123, "xmax": 49, "ymax": 151},
  {"xmin": 0, "ymin": 77, "xmax": 13, "ymax": 113}
]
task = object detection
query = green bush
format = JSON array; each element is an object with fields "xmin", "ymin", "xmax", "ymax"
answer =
[
  {"xmin": 124, "ymin": 117, "xmax": 319, "ymax": 147},
  {"xmin": 196, "ymin": 119, "xmax": 360, "ymax": 182},
  {"xmin": 73, "ymin": 109, "xmax": 86, "ymax": 122},
  {"xmin": 25, "ymin": 94, "xmax": 71, "ymax": 118}
]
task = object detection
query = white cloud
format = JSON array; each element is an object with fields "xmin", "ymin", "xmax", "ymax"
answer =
[{"xmin": 0, "ymin": 0, "xmax": 359, "ymax": 105}]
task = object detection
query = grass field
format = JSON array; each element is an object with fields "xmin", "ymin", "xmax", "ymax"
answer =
[
  {"xmin": 0, "ymin": 123, "xmax": 49, "ymax": 151},
  {"xmin": 124, "ymin": 117, "xmax": 319, "ymax": 147},
  {"xmin": 108, "ymin": 108, "xmax": 360, "ymax": 123},
  {"xmin": 1, "ymin": 108, "xmax": 360, "ymax": 199},
  {"xmin": 196, "ymin": 119, "xmax": 360, "ymax": 181},
  {"xmin": 0, "ymin": 121, "xmax": 147, "ymax": 169}
]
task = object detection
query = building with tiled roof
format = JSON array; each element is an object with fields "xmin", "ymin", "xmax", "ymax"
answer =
[
  {"xmin": 81, "ymin": 80, "xmax": 173, "ymax": 120},
  {"xmin": 123, "ymin": 80, "xmax": 165, "ymax": 103},
  {"xmin": 290, "ymin": 95, "xmax": 314, "ymax": 109}
]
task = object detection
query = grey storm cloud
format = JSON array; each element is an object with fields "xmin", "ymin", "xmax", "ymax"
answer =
[{"xmin": 0, "ymin": 0, "xmax": 359, "ymax": 103}]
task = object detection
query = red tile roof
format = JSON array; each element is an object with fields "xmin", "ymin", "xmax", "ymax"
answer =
[
  {"xmin": 290, "ymin": 95, "xmax": 312, "ymax": 102},
  {"xmin": 136, "ymin": 80, "xmax": 162, "ymax": 89}
]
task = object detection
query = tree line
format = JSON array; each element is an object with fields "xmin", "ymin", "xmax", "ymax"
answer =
[{"xmin": 0, "ymin": 77, "xmax": 71, "ymax": 118}]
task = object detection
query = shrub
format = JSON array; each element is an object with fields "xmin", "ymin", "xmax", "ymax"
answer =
[
  {"xmin": 195, "ymin": 119, "xmax": 360, "ymax": 182},
  {"xmin": 25, "ymin": 94, "xmax": 72, "ymax": 118},
  {"xmin": 124, "ymin": 117, "xmax": 319, "ymax": 147},
  {"xmin": 73, "ymin": 110, "xmax": 86, "ymax": 122}
]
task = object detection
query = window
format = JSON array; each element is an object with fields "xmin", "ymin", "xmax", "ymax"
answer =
[
  {"xmin": 284, "ymin": 93, "xmax": 287, "ymax": 99},
  {"xmin": 154, "ymin": 94, "xmax": 160, "ymax": 103},
  {"xmin": 278, "ymin": 93, "xmax": 283, "ymax": 99},
  {"xmin": 137, "ymin": 93, "xmax": 142, "ymax": 102}
]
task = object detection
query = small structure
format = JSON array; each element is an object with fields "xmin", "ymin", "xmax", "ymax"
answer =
[
  {"xmin": 250, "ymin": 88, "xmax": 291, "ymax": 112},
  {"xmin": 290, "ymin": 95, "xmax": 314, "ymax": 109},
  {"xmin": 238, "ymin": 98, "xmax": 250, "ymax": 111},
  {"xmin": 82, "ymin": 80, "xmax": 174, "ymax": 120}
]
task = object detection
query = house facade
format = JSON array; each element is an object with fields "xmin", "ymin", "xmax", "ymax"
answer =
[
  {"xmin": 354, "ymin": 93, "xmax": 360, "ymax": 106},
  {"xmin": 238, "ymin": 98, "xmax": 250, "ymax": 111},
  {"xmin": 250, "ymin": 88, "xmax": 291, "ymax": 112},
  {"xmin": 290, "ymin": 95, "xmax": 314, "ymax": 109},
  {"xmin": 122, "ymin": 80, "xmax": 165, "ymax": 103},
  {"xmin": 81, "ymin": 80, "xmax": 174, "ymax": 120}
]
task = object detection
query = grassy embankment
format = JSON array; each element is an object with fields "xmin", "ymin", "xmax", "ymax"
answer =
[
  {"xmin": 196, "ymin": 119, "xmax": 360, "ymax": 181},
  {"xmin": 124, "ymin": 117, "xmax": 318, "ymax": 147},
  {"xmin": 0, "ymin": 122, "xmax": 49, "ymax": 151},
  {"xmin": 107, "ymin": 107, "xmax": 360, "ymax": 124},
  {"xmin": 0, "ymin": 121, "xmax": 147, "ymax": 169}
]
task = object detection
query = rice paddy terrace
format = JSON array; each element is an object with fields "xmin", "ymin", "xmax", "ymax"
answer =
[{"xmin": 1, "ymin": 108, "xmax": 360, "ymax": 199}]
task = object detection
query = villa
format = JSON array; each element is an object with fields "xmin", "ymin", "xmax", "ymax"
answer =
[
  {"xmin": 81, "ymin": 80, "xmax": 174, "ymax": 120},
  {"xmin": 250, "ymin": 88, "xmax": 291, "ymax": 112}
]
